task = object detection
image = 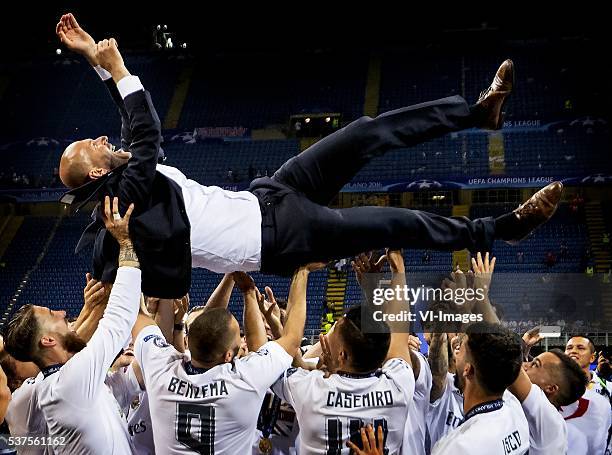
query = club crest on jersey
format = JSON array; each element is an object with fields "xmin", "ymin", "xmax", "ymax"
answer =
[{"xmin": 153, "ymin": 336, "xmax": 170, "ymax": 348}]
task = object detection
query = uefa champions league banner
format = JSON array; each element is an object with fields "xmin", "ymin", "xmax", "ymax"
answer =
[
  {"xmin": 1, "ymin": 174, "xmax": 612, "ymax": 202},
  {"xmin": 340, "ymin": 174, "xmax": 612, "ymax": 193}
]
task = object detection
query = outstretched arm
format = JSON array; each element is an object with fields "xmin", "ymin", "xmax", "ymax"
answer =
[
  {"xmin": 471, "ymin": 252, "xmax": 499, "ymax": 324},
  {"xmin": 276, "ymin": 264, "xmax": 325, "ymax": 356},
  {"xmin": 234, "ymin": 273, "xmax": 268, "ymax": 352},
  {"xmin": 428, "ymin": 332, "xmax": 449, "ymax": 403},
  {"xmin": 56, "ymin": 13, "xmax": 133, "ymax": 149},
  {"xmin": 95, "ymin": 39, "xmax": 161, "ymax": 210},
  {"xmin": 204, "ymin": 274, "xmax": 235, "ymax": 311},
  {"xmin": 383, "ymin": 250, "xmax": 413, "ymax": 368}
]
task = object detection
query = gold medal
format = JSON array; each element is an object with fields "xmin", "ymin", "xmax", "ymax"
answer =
[{"xmin": 258, "ymin": 436, "xmax": 273, "ymax": 454}]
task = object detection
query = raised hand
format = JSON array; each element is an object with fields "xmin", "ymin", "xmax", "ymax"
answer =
[
  {"xmin": 597, "ymin": 351, "xmax": 610, "ymax": 375},
  {"xmin": 264, "ymin": 286, "xmax": 283, "ymax": 320},
  {"xmin": 256, "ymin": 288, "xmax": 283, "ymax": 339},
  {"xmin": 351, "ymin": 252, "xmax": 386, "ymax": 285},
  {"xmin": 471, "ymin": 252, "xmax": 496, "ymax": 295},
  {"xmin": 56, "ymin": 13, "xmax": 97, "ymax": 64},
  {"xmin": 94, "ymin": 39, "xmax": 128, "ymax": 81},
  {"xmin": 102, "ymin": 196, "xmax": 134, "ymax": 245},
  {"xmin": 232, "ymin": 272, "xmax": 256, "ymax": 293},
  {"xmin": 346, "ymin": 424, "xmax": 385, "ymax": 455},
  {"xmin": 385, "ymin": 249, "xmax": 405, "ymax": 274},
  {"xmin": 522, "ymin": 326, "xmax": 544, "ymax": 348},
  {"xmin": 83, "ymin": 273, "xmax": 107, "ymax": 309}
]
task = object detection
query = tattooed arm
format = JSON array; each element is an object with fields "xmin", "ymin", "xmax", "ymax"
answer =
[{"xmin": 429, "ymin": 332, "xmax": 449, "ymax": 403}]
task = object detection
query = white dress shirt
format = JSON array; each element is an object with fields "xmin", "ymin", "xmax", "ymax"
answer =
[{"xmin": 109, "ymin": 70, "xmax": 263, "ymax": 273}]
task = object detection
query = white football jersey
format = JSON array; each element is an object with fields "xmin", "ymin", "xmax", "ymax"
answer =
[
  {"xmin": 36, "ymin": 267, "xmax": 140, "ymax": 454},
  {"xmin": 127, "ymin": 392, "xmax": 155, "ymax": 455},
  {"xmin": 4, "ymin": 373, "xmax": 48, "ymax": 455},
  {"xmin": 561, "ymin": 388, "xmax": 611, "ymax": 455},
  {"xmin": 105, "ymin": 365, "xmax": 142, "ymax": 417},
  {"xmin": 426, "ymin": 372, "xmax": 463, "ymax": 448},
  {"xmin": 272, "ymin": 358, "xmax": 415, "ymax": 454},
  {"xmin": 401, "ymin": 352, "xmax": 432, "ymax": 455},
  {"xmin": 135, "ymin": 325, "xmax": 293, "ymax": 454},
  {"xmin": 431, "ymin": 393, "xmax": 529, "ymax": 455},
  {"xmin": 519, "ymin": 384, "xmax": 567, "ymax": 455},
  {"xmin": 567, "ymin": 422, "xmax": 589, "ymax": 455},
  {"xmin": 104, "ymin": 365, "xmax": 154, "ymax": 454}
]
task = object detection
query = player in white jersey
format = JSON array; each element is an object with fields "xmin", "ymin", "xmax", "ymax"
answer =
[
  {"xmin": 561, "ymin": 387, "xmax": 611, "ymax": 454},
  {"xmin": 130, "ymin": 263, "xmax": 318, "ymax": 454},
  {"xmin": 273, "ymin": 250, "xmax": 415, "ymax": 454},
  {"xmin": 3, "ymin": 197, "xmax": 140, "ymax": 454},
  {"xmin": 2, "ymin": 274, "xmax": 111, "ymax": 455},
  {"xmin": 350, "ymin": 252, "xmax": 430, "ymax": 455},
  {"xmin": 126, "ymin": 392, "xmax": 154, "ymax": 455},
  {"xmin": 566, "ymin": 335, "xmax": 612, "ymax": 400},
  {"xmin": 509, "ymin": 348, "xmax": 589, "ymax": 455},
  {"xmin": 565, "ymin": 335, "xmax": 612, "ymax": 453},
  {"xmin": 401, "ymin": 349, "xmax": 431, "ymax": 455},
  {"xmin": 431, "ymin": 323, "xmax": 529, "ymax": 455}
]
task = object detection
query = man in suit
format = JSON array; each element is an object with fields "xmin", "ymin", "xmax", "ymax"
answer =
[{"xmin": 56, "ymin": 14, "xmax": 562, "ymax": 298}]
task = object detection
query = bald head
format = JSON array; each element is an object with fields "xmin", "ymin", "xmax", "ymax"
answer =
[
  {"xmin": 60, "ymin": 140, "xmax": 98, "ymax": 188},
  {"xmin": 59, "ymin": 136, "xmax": 131, "ymax": 189}
]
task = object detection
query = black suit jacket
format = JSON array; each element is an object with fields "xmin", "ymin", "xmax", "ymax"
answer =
[{"xmin": 61, "ymin": 80, "xmax": 191, "ymax": 298}]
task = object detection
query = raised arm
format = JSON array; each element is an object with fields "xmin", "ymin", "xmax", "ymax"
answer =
[
  {"xmin": 471, "ymin": 252, "xmax": 499, "ymax": 324},
  {"xmin": 352, "ymin": 252, "xmax": 386, "ymax": 304},
  {"xmin": 94, "ymin": 39, "xmax": 161, "ymax": 209},
  {"xmin": 73, "ymin": 273, "xmax": 109, "ymax": 341},
  {"xmin": 59, "ymin": 197, "xmax": 141, "ymax": 401},
  {"xmin": 56, "ymin": 13, "xmax": 132, "ymax": 150},
  {"xmin": 204, "ymin": 274, "xmax": 235, "ymax": 310},
  {"xmin": 275, "ymin": 264, "xmax": 324, "ymax": 356},
  {"xmin": 428, "ymin": 332, "xmax": 449, "ymax": 403},
  {"xmin": 383, "ymin": 250, "xmax": 413, "ymax": 368},
  {"xmin": 233, "ymin": 273, "xmax": 268, "ymax": 352}
]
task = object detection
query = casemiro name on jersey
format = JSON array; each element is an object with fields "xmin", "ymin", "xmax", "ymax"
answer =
[{"xmin": 326, "ymin": 390, "xmax": 394, "ymax": 409}]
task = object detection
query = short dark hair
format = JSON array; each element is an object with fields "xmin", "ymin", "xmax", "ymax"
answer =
[
  {"xmin": 548, "ymin": 348, "xmax": 589, "ymax": 406},
  {"xmin": 187, "ymin": 308, "xmax": 237, "ymax": 363},
  {"xmin": 338, "ymin": 306, "xmax": 390, "ymax": 373},
  {"xmin": 568, "ymin": 334, "xmax": 596, "ymax": 354},
  {"xmin": 465, "ymin": 322, "xmax": 522, "ymax": 395},
  {"xmin": 3, "ymin": 304, "xmax": 41, "ymax": 364}
]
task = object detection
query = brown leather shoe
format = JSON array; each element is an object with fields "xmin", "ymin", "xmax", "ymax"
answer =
[
  {"xmin": 506, "ymin": 181, "xmax": 563, "ymax": 244},
  {"xmin": 476, "ymin": 59, "xmax": 514, "ymax": 130}
]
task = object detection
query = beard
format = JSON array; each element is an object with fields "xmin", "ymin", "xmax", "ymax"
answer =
[{"xmin": 60, "ymin": 331, "xmax": 87, "ymax": 354}]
